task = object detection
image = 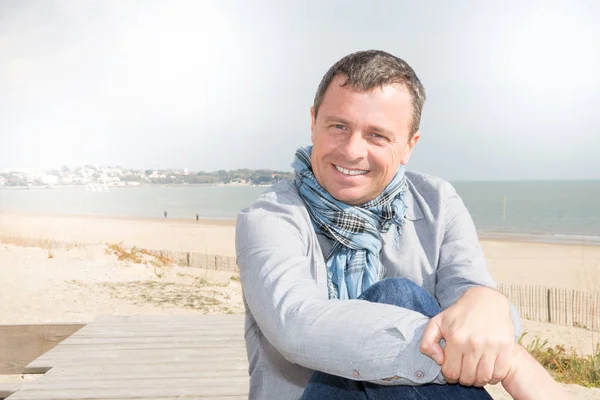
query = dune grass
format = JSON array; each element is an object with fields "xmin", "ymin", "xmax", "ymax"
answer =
[{"xmin": 520, "ymin": 333, "xmax": 600, "ymax": 388}]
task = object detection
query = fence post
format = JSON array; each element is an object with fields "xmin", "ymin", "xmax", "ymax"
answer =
[
  {"xmin": 547, "ymin": 288, "xmax": 552, "ymax": 323},
  {"xmin": 186, "ymin": 252, "xmax": 190, "ymax": 267}
]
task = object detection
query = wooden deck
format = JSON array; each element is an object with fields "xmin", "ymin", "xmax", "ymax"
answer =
[{"xmin": 4, "ymin": 315, "xmax": 249, "ymax": 400}]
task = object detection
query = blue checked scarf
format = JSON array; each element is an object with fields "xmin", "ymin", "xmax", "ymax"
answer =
[{"xmin": 292, "ymin": 146, "xmax": 409, "ymax": 300}]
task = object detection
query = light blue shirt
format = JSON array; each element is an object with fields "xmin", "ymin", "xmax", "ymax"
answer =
[{"xmin": 235, "ymin": 171, "xmax": 522, "ymax": 400}]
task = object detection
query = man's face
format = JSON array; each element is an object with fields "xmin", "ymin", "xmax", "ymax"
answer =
[{"xmin": 310, "ymin": 75, "xmax": 420, "ymax": 206}]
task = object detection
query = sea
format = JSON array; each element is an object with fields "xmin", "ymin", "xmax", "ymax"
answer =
[{"xmin": 1, "ymin": 180, "xmax": 599, "ymax": 244}]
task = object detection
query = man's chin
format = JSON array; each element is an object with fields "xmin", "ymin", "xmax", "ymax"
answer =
[{"xmin": 329, "ymin": 188, "xmax": 370, "ymax": 206}]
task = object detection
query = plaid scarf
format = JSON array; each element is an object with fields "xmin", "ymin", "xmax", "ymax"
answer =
[{"xmin": 292, "ymin": 146, "xmax": 408, "ymax": 300}]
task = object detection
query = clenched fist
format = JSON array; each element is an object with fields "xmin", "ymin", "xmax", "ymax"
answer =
[{"xmin": 420, "ymin": 286, "xmax": 515, "ymax": 387}]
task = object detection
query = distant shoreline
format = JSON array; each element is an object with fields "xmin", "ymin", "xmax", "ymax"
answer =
[
  {"xmin": 478, "ymin": 231, "xmax": 600, "ymax": 247},
  {"xmin": 0, "ymin": 211, "xmax": 237, "ymax": 227},
  {"xmin": 0, "ymin": 182, "xmax": 270, "ymax": 190}
]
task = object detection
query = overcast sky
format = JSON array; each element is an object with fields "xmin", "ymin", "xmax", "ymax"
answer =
[{"xmin": 1, "ymin": 0, "xmax": 599, "ymax": 180}]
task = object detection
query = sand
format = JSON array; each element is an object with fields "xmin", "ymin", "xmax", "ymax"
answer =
[
  {"xmin": 0, "ymin": 212, "xmax": 237, "ymax": 257},
  {"xmin": 1, "ymin": 212, "xmax": 599, "ymax": 399},
  {"xmin": 0, "ymin": 243, "xmax": 243, "ymax": 325},
  {"xmin": 2, "ymin": 212, "xmax": 600, "ymax": 290}
]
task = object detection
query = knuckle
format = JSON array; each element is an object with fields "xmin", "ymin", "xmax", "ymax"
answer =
[
  {"xmin": 442, "ymin": 367, "xmax": 460, "ymax": 382},
  {"xmin": 476, "ymin": 373, "xmax": 492, "ymax": 387},
  {"xmin": 447, "ymin": 331, "xmax": 468, "ymax": 345},
  {"xmin": 468, "ymin": 337, "xmax": 484, "ymax": 351},
  {"xmin": 492, "ymin": 371, "xmax": 507, "ymax": 382},
  {"xmin": 459, "ymin": 376, "xmax": 475, "ymax": 386}
]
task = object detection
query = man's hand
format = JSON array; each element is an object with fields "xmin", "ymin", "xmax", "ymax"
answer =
[{"xmin": 419, "ymin": 286, "xmax": 515, "ymax": 387}]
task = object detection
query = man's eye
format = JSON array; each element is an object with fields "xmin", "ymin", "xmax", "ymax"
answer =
[
  {"xmin": 334, "ymin": 124, "xmax": 346, "ymax": 130},
  {"xmin": 369, "ymin": 133, "xmax": 386, "ymax": 140}
]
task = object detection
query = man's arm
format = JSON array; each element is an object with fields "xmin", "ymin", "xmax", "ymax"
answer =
[
  {"xmin": 236, "ymin": 191, "xmax": 443, "ymax": 385},
  {"xmin": 433, "ymin": 182, "xmax": 521, "ymax": 331},
  {"xmin": 421, "ymin": 182, "xmax": 522, "ymax": 386},
  {"xmin": 502, "ymin": 345, "xmax": 571, "ymax": 399}
]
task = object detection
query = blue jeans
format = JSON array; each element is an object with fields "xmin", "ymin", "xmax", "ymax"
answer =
[{"xmin": 301, "ymin": 278, "xmax": 492, "ymax": 400}]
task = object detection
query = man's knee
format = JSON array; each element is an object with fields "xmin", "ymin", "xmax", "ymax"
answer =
[{"xmin": 359, "ymin": 278, "xmax": 440, "ymax": 317}]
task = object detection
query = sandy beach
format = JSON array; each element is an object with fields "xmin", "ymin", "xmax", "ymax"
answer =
[
  {"xmin": 1, "ymin": 212, "xmax": 599, "ymax": 399},
  {"xmin": 0, "ymin": 212, "xmax": 237, "ymax": 256}
]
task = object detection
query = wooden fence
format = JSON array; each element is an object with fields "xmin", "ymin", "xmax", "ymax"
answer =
[
  {"xmin": 146, "ymin": 249, "xmax": 238, "ymax": 272},
  {"xmin": 3, "ymin": 236, "xmax": 599, "ymax": 330},
  {"xmin": 0, "ymin": 235, "xmax": 239, "ymax": 272},
  {"xmin": 498, "ymin": 283, "xmax": 600, "ymax": 331},
  {"xmin": 0, "ymin": 235, "xmax": 90, "ymax": 250}
]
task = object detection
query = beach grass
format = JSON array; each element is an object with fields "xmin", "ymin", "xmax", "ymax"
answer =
[
  {"xmin": 520, "ymin": 333, "xmax": 600, "ymax": 388},
  {"xmin": 104, "ymin": 242, "xmax": 173, "ymax": 276}
]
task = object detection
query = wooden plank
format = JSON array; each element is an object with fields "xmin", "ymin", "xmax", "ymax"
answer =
[
  {"xmin": 9, "ymin": 395, "xmax": 248, "ymax": 400},
  {"xmin": 15, "ymin": 376, "xmax": 248, "ymax": 391},
  {"xmin": 6, "ymin": 383, "xmax": 249, "ymax": 399},
  {"xmin": 70, "ymin": 325, "xmax": 243, "ymax": 332},
  {"xmin": 0, "ymin": 324, "xmax": 84, "ymax": 375},
  {"xmin": 39, "ymin": 369, "xmax": 249, "ymax": 381},
  {"xmin": 86, "ymin": 320, "xmax": 244, "ymax": 327},
  {"xmin": 25, "ymin": 355, "xmax": 248, "ymax": 374},
  {"xmin": 43, "ymin": 342, "xmax": 246, "ymax": 351},
  {"xmin": 62, "ymin": 332, "xmax": 243, "ymax": 339},
  {"xmin": 43, "ymin": 362, "xmax": 247, "ymax": 377},
  {"xmin": 8, "ymin": 316, "xmax": 251, "ymax": 399},
  {"xmin": 0, "ymin": 383, "xmax": 20, "ymax": 398},
  {"xmin": 30, "ymin": 397, "xmax": 248, "ymax": 400},
  {"xmin": 57, "ymin": 337, "xmax": 244, "ymax": 345},
  {"xmin": 28, "ymin": 348, "xmax": 248, "ymax": 364},
  {"xmin": 39, "ymin": 397, "xmax": 249, "ymax": 400},
  {"xmin": 92, "ymin": 315, "xmax": 244, "ymax": 324}
]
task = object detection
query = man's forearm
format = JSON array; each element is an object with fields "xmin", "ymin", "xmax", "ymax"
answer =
[{"xmin": 501, "ymin": 345, "xmax": 571, "ymax": 400}]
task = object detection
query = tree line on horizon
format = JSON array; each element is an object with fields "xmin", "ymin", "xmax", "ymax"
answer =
[{"xmin": 0, "ymin": 167, "xmax": 296, "ymax": 187}]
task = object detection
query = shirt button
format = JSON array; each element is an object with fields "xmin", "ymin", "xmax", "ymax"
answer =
[
  {"xmin": 352, "ymin": 369, "xmax": 360, "ymax": 377},
  {"xmin": 415, "ymin": 370, "xmax": 424, "ymax": 379}
]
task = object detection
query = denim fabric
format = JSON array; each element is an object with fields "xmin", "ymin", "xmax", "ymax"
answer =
[{"xmin": 301, "ymin": 278, "xmax": 493, "ymax": 400}]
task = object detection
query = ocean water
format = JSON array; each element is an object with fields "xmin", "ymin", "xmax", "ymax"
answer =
[{"xmin": 1, "ymin": 181, "xmax": 599, "ymax": 239}]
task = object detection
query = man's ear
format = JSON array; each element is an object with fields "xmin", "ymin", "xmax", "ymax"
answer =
[
  {"xmin": 400, "ymin": 130, "xmax": 420, "ymax": 165},
  {"xmin": 310, "ymin": 106, "xmax": 318, "ymax": 142}
]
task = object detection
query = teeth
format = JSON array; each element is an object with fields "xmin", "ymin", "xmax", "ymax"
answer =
[{"xmin": 335, "ymin": 165, "xmax": 368, "ymax": 176}]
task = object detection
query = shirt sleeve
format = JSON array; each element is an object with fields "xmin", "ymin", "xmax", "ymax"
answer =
[
  {"xmin": 434, "ymin": 182, "xmax": 523, "ymax": 340},
  {"xmin": 236, "ymin": 193, "xmax": 444, "ymax": 385}
]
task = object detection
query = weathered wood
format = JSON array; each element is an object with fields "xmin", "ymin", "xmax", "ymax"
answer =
[
  {"xmin": 58, "ymin": 336, "xmax": 244, "ymax": 345},
  {"xmin": 25, "ymin": 355, "xmax": 249, "ymax": 374},
  {"xmin": 0, "ymin": 324, "xmax": 84, "ymax": 375},
  {"xmin": 35, "ymin": 397, "xmax": 248, "ymax": 400},
  {"xmin": 0, "ymin": 383, "xmax": 20, "ymax": 399},
  {"xmin": 42, "ymin": 362, "xmax": 247, "ymax": 376},
  {"xmin": 40, "ymin": 369, "xmax": 249, "ymax": 381},
  {"xmin": 92, "ymin": 315, "xmax": 244, "ymax": 324},
  {"xmin": 18, "ymin": 376, "xmax": 248, "ymax": 389},
  {"xmin": 45, "ymin": 342, "xmax": 246, "ymax": 351},
  {"xmin": 28, "ymin": 349, "xmax": 248, "ymax": 367},
  {"xmin": 7, "ymin": 385, "xmax": 248, "ymax": 399},
  {"xmin": 7, "ymin": 316, "xmax": 250, "ymax": 399}
]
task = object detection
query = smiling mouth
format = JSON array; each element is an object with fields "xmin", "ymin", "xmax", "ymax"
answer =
[{"xmin": 334, "ymin": 164, "xmax": 369, "ymax": 176}]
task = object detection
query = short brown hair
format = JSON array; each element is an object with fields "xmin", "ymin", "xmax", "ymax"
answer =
[{"xmin": 313, "ymin": 50, "xmax": 426, "ymax": 136}]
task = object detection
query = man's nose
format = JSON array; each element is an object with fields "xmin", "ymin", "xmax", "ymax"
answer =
[{"xmin": 340, "ymin": 132, "xmax": 368, "ymax": 160}]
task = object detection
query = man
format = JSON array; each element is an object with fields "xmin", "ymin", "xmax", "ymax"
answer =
[{"xmin": 236, "ymin": 50, "xmax": 568, "ymax": 399}]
